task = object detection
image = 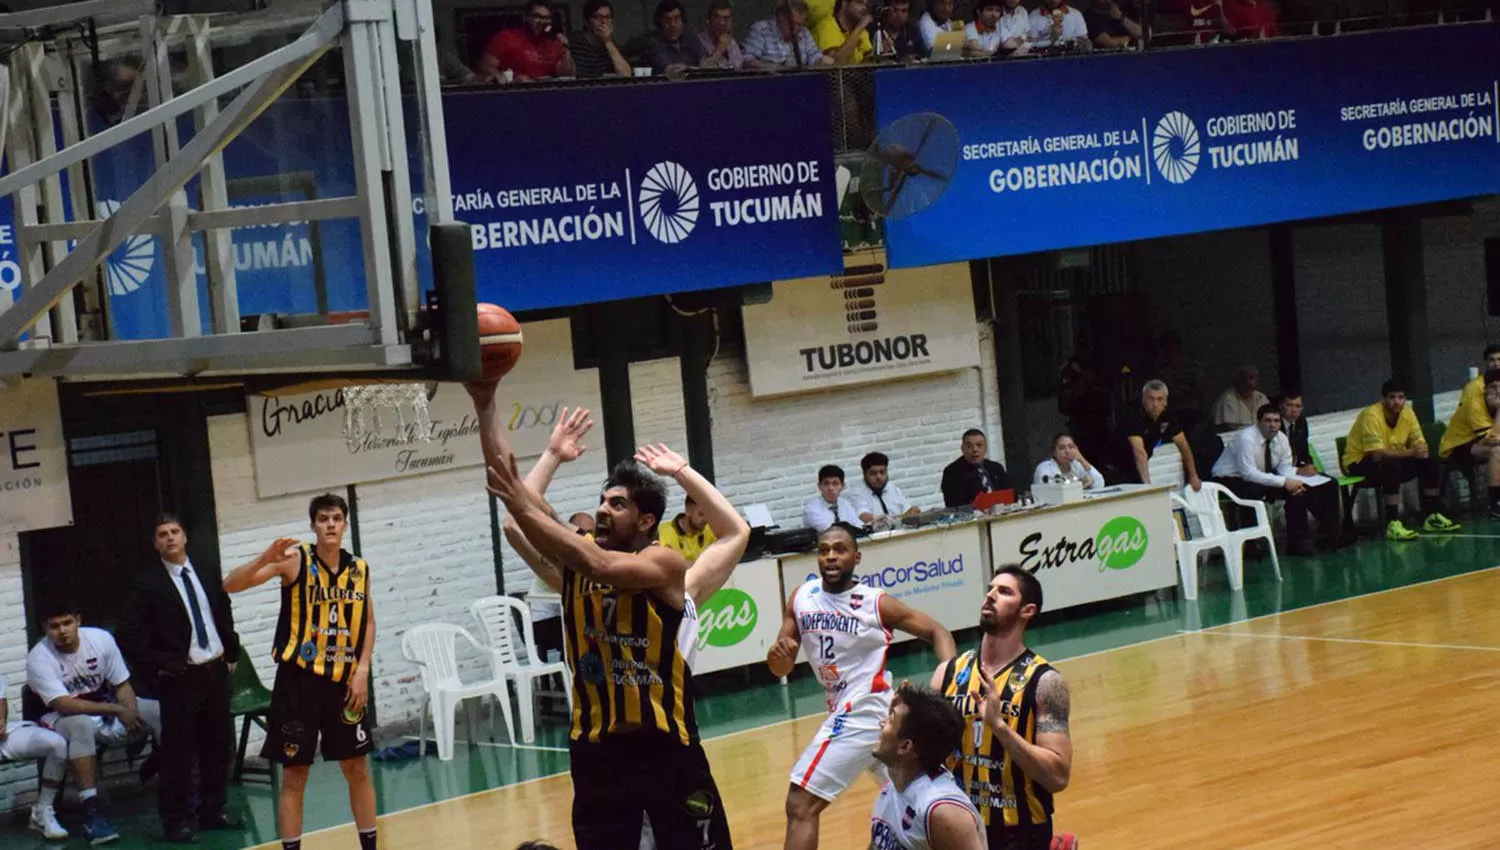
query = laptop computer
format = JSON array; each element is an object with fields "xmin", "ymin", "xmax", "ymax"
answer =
[{"xmin": 929, "ymin": 30, "xmax": 966, "ymax": 61}]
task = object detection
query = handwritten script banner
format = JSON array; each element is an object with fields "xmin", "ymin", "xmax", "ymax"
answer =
[{"xmin": 246, "ymin": 319, "xmax": 600, "ymax": 497}]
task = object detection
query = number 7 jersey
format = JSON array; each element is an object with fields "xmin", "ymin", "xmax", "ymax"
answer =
[{"xmin": 791, "ymin": 580, "xmax": 892, "ymax": 714}]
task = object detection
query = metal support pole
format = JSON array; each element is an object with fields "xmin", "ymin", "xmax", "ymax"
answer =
[
  {"xmin": 343, "ymin": 9, "xmax": 401, "ymax": 348},
  {"xmin": 679, "ymin": 310, "xmax": 716, "ymax": 482},
  {"xmin": 23, "ymin": 44, "xmax": 78, "ymax": 343},
  {"xmin": 986, "ymin": 257, "xmax": 1030, "ymax": 473},
  {"xmin": 5, "ymin": 51, "xmax": 51, "ymax": 346},
  {"xmin": 141, "ymin": 14, "xmax": 201, "ymax": 339},
  {"xmin": 1381, "ymin": 211, "xmax": 1434, "ymax": 424},
  {"xmin": 1268, "ymin": 224, "xmax": 1302, "ymax": 398},
  {"xmin": 403, "ymin": 0, "xmax": 454, "ymax": 227},
  {"xmin": 186, "ymin": 16, "xmax": 241, "ymax": 335}
]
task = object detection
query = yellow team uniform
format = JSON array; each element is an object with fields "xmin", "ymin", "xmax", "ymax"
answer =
[
  {"xmin": 1343, "ymin": 402, "xmax": 1426, "ymax": 470},
  {"xmin": 812, "ymin": 15, "xmax": 873, "ymax": 61},
  {"xmin": 940, "ymin": 649, "xmax": 1055, "ymax": 836},
  {"xmin": 1440, "ymin": 376, "xmax": 1492, "ymax": 458},
  {"xmin": 656, "ymin": 516, "xmax": 718, "ymax": 564},
  {"xmin": 272, "ymin": 544, "xmax": 370, "ymax": 684}
]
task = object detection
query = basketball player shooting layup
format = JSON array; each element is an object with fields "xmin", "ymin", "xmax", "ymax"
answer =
[
  {"xmin": 931, "ymin": 566, "xmax": 1072, "ymax": 850},
  {"xmin": 223, "ymin": 494, "xmax": 378, "ymax": 850},
  {"xmin": 466, "ymin": 382, "xmax": 734, "ymax": 850},
  {"xmin": 869, "ymin": 685, "xmax": 986, "ymax": 850},
  {"xmin": 768, "ymin": 522, "xmax": 957, "ymax": 850}
]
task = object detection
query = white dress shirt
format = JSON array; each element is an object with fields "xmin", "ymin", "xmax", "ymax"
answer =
[
  {"xmin": 1000, "ymin": 6, "xmax": 1031, "ymax": 44},
  {"xmin": 1032, "ymin": 458, "xmax": 1105, "ymax": 489},
  {"xmin": 845, "ymin": 481, "xmax": 912, "ymax": 521},
  {"xmin": 918, "ymin": 12, "xmax": 964, "ymax": 49},
  {"xmin": 1211, "ymin": 426, "xmax": 1294, "ymax": 487},
  {"xmin": 163, "ymin": 558, "xmax": 226, "ymax": 665},
  {"xmin": 804, "ymin": 493, "xmax": 863, "ymax": 532},
  {"xmin": 1029, "ymin": 6, "xmax": 1089, "ymax": 45}
]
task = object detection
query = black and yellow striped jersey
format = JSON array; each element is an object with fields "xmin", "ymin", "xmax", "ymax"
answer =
[
  {"xmin": 271, "ymin": 544, "xmax": 371, "ymax": 684},
  {"xmin": 940, "ymin": 648, "xmax": 1055, "ymax": 830},
  {"xmin": 562, "ymin": 563, "xmax": 697, "ymax": 744}
]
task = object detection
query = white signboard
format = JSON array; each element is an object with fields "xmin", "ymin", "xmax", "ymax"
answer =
[
  {"xmin": 0, "ymin": 378, "xmax": 72, "ymax": 534},
  {"xmin": 779, "ymin": 524, "xmax": 987, "ymax": 645},
  {"xmin": 247, "ymin": 319, "xmax": 600, "ymax": 497},
  {"xmin": 742, "ymin": 249, "xmax": 980, "ymax": 397},
  {"xmin": 987, "ymin": 487, "xmax": 1177, "ymax": 611},
  {"xmin": 692, "ymin": 560, "xmax": 785, "ymax": 675}
]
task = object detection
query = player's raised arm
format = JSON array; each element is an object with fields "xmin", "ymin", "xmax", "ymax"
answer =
[
  {"xmin": 878, "ymin": 594, "xmax": 957, "ymax": 663},
  {"xmin": 635, "ymin": 444, "xmax": 751, "ymax": 605},
  {"xmin": 502, "ymin": 406, "xmax": 596, "ymax": 591},
  {"xmin": 223, "ymin": 537, "xmax": 301, "ymax": 592}
]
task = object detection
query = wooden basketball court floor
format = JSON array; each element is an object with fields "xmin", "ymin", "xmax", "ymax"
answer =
[
  {"xmin": 281, "ymin": 549, "xmax": 1500, "ymax": 850},
  {"xmin": 8, "ymin": 533, "xmax": 1499, "ymax": 850}
]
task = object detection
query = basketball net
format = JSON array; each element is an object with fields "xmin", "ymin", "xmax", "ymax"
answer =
[{"xmin": 342, "ymin": 382, "xmax": 436, "ymax": 452}]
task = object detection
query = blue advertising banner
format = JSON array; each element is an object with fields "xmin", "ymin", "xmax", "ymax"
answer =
[
  {"xmin": 445, "ymin": 74, "xmax": 841, "ymax": 308},
  {"xmin": 875, "ymin": 23, "xmax": 1500, "ymax": 269}
]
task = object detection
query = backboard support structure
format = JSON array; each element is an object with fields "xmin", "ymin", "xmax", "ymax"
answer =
[{"xmin": 0, "ymin": 0, "xmax": 459, "ymax": 382}]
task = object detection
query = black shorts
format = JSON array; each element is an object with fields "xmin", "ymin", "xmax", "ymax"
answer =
[
  {"xmin": 569, "ymin": 732, "xmax": 732, "ymax": 850},
  {"xmin": 986, "ymin": 821, "xmax": 1052, "ymax": 850},
  {"xmin": 1448, "ymin": 439, "xmax": 1483, "ymax": 465},
  {"xmin": 260, "ymin": 663, "xmax": 373, "ymax": 766}
]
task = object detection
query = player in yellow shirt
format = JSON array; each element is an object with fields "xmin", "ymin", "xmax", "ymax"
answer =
[
  {"xmin": 658, "ymin": 495, "xmax": 719, "ymax": 564},
  {"xmin": 1342, "ymin": 379, "xmax": 1460, "ymax": 541},
  {"xmin": 813, "ymin": 0, "xmax": 874, "ymax": 63},
  {"xmin": 1441, "ymin": 365, "xmax": 1500, "ymax": 519}
]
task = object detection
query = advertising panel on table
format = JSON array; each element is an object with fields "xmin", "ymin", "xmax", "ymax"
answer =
[
  {"xmin": 244, "ymin": 318, "xmax": 598, "ymax": 497},
  {"xmin": 691, "ymin": 560, "xmax": 785, "ymax": 675},
  {"xmin": 742, "ymin": 249, "xmax": 980, "ymax": 397},
  {"xmin": 779, "ymin": 525, "xmax": 987, "ymax": 644},
  {"xmin": 987, "ymin": 489, "xmax": 1177, "ymax": 611},
  {"xmin": 875, "ymin": 23, "xmax": 1500, "ymax": 268},
  {"xmin": 0, "ymin": 378, "xmax": 72, "ymax": 534}
]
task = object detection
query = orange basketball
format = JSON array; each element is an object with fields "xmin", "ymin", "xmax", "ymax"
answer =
[{"xmin": 477, "ymin": 303, "xmax": 523, "ymax": 383}]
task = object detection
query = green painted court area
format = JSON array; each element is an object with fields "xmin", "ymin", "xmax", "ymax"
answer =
[{"xmin": 6, "ymin": 525, "xmax": 1498, "ymax": 850}]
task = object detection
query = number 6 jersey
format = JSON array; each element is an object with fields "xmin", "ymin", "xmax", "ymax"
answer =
[{"xmin": 791, "ymin": 580, "xmax": 892, "ymax": 714}]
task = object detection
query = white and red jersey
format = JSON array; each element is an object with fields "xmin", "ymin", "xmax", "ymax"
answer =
[
  {"xmin": 791, "ymin": 579, "xmax": 892, "ymax": 714},
  {"xmin": 870, "ymin": 769, "xmax": 984, "ymax": 850}
]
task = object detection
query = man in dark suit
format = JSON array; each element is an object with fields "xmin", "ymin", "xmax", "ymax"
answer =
[
  {"xmin": 123, "ymin": 514, "xmax": 243, "ymax": 843},
  {"xmin": 941, "ymin": 428, "xmax": 1015, "ymax": 507}
]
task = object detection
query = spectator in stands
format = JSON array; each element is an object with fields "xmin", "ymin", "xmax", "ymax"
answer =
[
  {"xmin": 26, "ymin": 603, "xmax": 150, "ymax": 845},
  {"xmin": 1221, "ymin": 0, "xmax": 1279, "ymax": 38},
  {"xmin": 814, "ymin": 0, "xmax": 875, "ymax": 63},
  {"xmin": 1034, "ymin": 433, "xmax": 1106, "ymax": 490},
  {"xmin": 658, "ymin": 495, "xmax": 719, "ymax": 563},
  {"xmin": 0, "ymin": 672, "xmax": 70, "ymax": 840},
  {"xmin": 998, "ymin": 0, "xmax": 1034, "ymax": 50},
  {"xmin": 571, "ymin": 0, "xmax": 631, "ymax": 78},
  {"xmin": 1115, "ymin": 379, "xmax": 1204, "ymax": 490},
  {"xmin": 918, "ymin": 0, "xmax": 965, "ymax": 51},
  {"xmin": 1441, "ymin": 366, "xmax": 1500, "ymax": 519},
  {"xmin": 1210, "ymin": 365, "xmax": 1270, "ymax": 431},
  {"xmin": 439, "ymin": 51, "xmax": 480, "ymax": 85},
  {"xmin": 744, "ymin": 0, "xmax": 830, "ymax": 68},
  {"xmin": 848, "ymin": 452, "xmax": 919, "ymax": 525},
  {"xmin": 805, "ymin": 465, "xmax": 863, "ymax": 531},
  {"xmin": 1278, "ymin": 391, "xmax": 1317, "ymax": 474},
  {"xmin": 1212, "ymin": 404, "xmax": 1341, "ymax": 555},
  {"xmin": 873, "ymin": 0, "xmax": 925, "ymax": 59},
  {"xmin": 1342, "ymin": 378, "xmax": 1461, "ymax": 541},
  {"xmin": 1030, "ymin": 0, "xmax": 1091, "ymax": 48},
  {"xmin": 1083, "ymin": 0, "xmax": 1142, "ymax": 47},
  {"xmin": 479, "ymin": 0, "xmax": 574, "ymax": 82},
  {"xmin": 941, "ymin": 429, "xmax": 1016, "ymax": 507},
  {"xmin": 569, "ymin": 511, "xmax": 595, "ymax": 533},
  {"xmin": 697, "ymin": 0, "xmax": 748, "ymax": 69},
  {"xmin": 963, "ymin": 0, "xmax": 1016, "ymax": 56},
  {"xmin": 640, "ymin": 0, "xmax": 704, "ymax": 75}
]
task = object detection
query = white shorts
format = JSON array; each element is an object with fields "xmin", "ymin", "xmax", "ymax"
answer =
[{"xmin": 788, "ymin": 706, "xmax": 889, "ymax": 802}]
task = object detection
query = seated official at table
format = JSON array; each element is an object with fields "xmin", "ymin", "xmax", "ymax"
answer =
[
  {"xmin": 1211, "ymin": 404, "xmax": 1342, "ymax": 555},
  {"xmin": 657, "ymin": 494, "xmax": 718, "ymax": 563},
  {"xmin": 1033, "ymin": 432, "xmax": 1105, "ymax": 490},
  {"xmin": 847, "ymin": 451, "xmax": 919, "ymax": 525},
  {"xmin": 804, "ymin": 464, "xmax": 862, "ymax": 532},
  {"xmin": 941, "ymin": 428, "xmax": 1014, "ymax": 507}
]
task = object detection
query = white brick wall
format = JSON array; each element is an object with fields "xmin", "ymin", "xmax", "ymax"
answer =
[{"xmin": 0, "ymin": 544, "xmax": 34, "ymax": 810}]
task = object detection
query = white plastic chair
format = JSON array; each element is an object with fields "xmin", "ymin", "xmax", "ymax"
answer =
[
  {"xmin": 1208, "ymin": 482, "xmax": 1283, "ymax": 589},
  {"xmin": 1170, "ymin": 489, "xmax": 1233, "ymax": 601},
  {"xmin": 401, "ymin": 623, "xmax": 515, "ymax": 761},
  {"xmin": 471, "ymin": 595, "xmax": 572, "ymax": 744}
]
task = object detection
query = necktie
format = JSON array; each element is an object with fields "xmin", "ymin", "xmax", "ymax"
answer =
[
  {"xmin": 876, "ymin": 490, "xmax": 890, "ymax": 516},
  {"xmin": 181, "ymin": 568, "xmax": 210, "ymax": 650},
  {"xmin": 1263, "ymin": 438, "xmax": 1273, "ymax": 474},
  {"xmin": 831, "ymin": 501, "xmax": 840, "ymax": 522},
  {"xmin": 979, "ymin": 467, "xmax": 993, "ymax": 491}
]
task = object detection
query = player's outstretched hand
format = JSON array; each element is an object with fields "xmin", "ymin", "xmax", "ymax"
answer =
[
  {"xmin": 975, "ymin": 665, "xmax": 1009, "ymax": 733},
  {"xmin": 549, "ymin": 406, "xmax": 595, "ymax": 462},
  {"xmin": 260, "ymin": 537, "xmax": 299, "ymax": 566},
  {"xmin": 635, "ymin": 443, "xmax": 688, "ymax": 477}
]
